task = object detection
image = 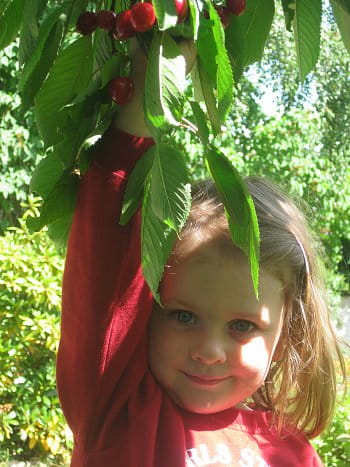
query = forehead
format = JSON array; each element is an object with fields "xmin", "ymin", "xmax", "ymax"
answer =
[{"xmin": 161, "ymin": 243, "xmax": 284, "ymax": 321}]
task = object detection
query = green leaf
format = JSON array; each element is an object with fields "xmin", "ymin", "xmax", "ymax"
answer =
[
  {"xmin": 47, "ymin": 213, "xmax": 73, "ymax": 248},
  {"xmin": 190, "ymin": 100, "xmax": 209, "ymax": 145},
  {"xmin": 20, "ymin": 15, "xmax": 64, "ymax": 111},
  {"xmin": 34, "ymin": 36, "xmax": 93, "ymax": 147},
  {"xmin": 145, "ymin": 31, "xmax": 186, "ymax": 137},
  {"xmin": 101, "ymin": 54, "xmax": 123, "ymax": 88},
  {"xmin": 18, "ymin": 0, "xmax": 40, "ymax": 65},
  {"xmin": 92, "ymin": 27, "xmax": 115, "ymax": 78},
  {"xmin": 141, "ymin": 183, "xmax": 177, "ymax": 303},
  {"xmin": 331, "ymin": 0, "xmax": 350, "ymax": 53},
  {"xmin": 207, "ymin": 1, "xmax": 234, "ymax": 121},
  {"xmin": 152, "ymin": 0, "xmax": 178, "ymax": 30},
  {"xmin": 0, "ymin": 0, "xmax": 25, "ymax": 50},
  {"xmin": 160, "ymin": 34, "xmax": 186, "ymax": 122},
  {"xmin": 55, "ymin": 98, "xmax": 115, "ymax": 173},
  {"xmin": 19, "ymin": 8, "xmax": 64, "ymax": 93},
  {"xmin": 192, "ymin": 58, "xmax": 221, "ymax": 135},
  {"xmin": 144, "ymin": 32, "xmax": 167, "ymax": 136},
  {"xmin": 188, "ymin": 0, "xmax": 201, "ymax": 40},
  {"xmin": 293, "ymin": 0, "xmax": 322, "ymax": 81},
  {"xmin": 197, "ymin": 13, "xmax": 218, "ymax": 85},
  {"xmin": 155, "ymin": 33, "xmax": 186, "ymax": 125},
  {"xmin": 55, "ymin": 92, "xmax": 101, "ymax": 168},
  {"xmin": 0, "ymin": 0, "xmax": 12, "ymax": 17},
  {"xmin": 83, "ymin": 104, "xmax": 116, "ymax": 140},
  {"xmin": 30, "ymin": 152, "xmax": 65, "ymax": 198},
  {"xmin": 27, "ymin": 173, "xmax": 79, "ymax": 233},
  {"xmin": 150, "ymin": 143, "xmax": 191, "ymax": 232},
  {"xmin": 204, "ymin": 147, "xmax": 260, "ymax": 297},
  {"xmin": 120, "ymin": 145, "xmax": 156, "ymax": 226},
  {"xmin": 196, "ymin": 1, "xmax": 234, "ymax": 121},
  {"xmin": 225, "ymin": 0, "xmax": 275, "ymax": 80},
  {"xmin": 281, "ymin": 0, "xmax": 296, "ymax": 32}
]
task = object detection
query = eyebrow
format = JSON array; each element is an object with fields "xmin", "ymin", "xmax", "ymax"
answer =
[{"xmin": 162, "ymin": 299, "xmax": 193, "ymax": 310}]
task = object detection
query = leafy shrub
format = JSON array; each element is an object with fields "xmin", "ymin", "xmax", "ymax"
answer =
[
  {"xmin": 312, "ymin": 357, "xmax": 350, "ymax": 466},
  {"xmin": 314, "ymin": 395, "xmax": 350, "ymax": 466},
  {"xmin": 0, "ymin": 43, "xmax": 44, "ymax": 233},
  {"xmin": 0, "ymin": 198, "xmax": 71, "ymax": 465}
]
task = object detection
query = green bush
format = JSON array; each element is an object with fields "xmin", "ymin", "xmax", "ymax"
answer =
[
  {"xmin": 312, "ymin": 358, "xmax": 350, "ymax": 466},
  {"xmin": 0, "ymin": 43, "xmax": 44, "ymax": 234},
  {"xmin": 0, "ymin": 198, "xmax": 71, "ymax": 465}
]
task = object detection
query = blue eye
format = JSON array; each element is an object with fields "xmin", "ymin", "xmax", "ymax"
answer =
[
  {"xmin": 171, "ymin": 310, "xmax": 196, "ymax": 324},
  {"xmin": 230, "ymin": 320, "xmax": 256, "ymax": 333}
]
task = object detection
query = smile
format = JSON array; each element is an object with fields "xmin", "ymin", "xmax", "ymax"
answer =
[{"xmin": 182, "ymin": 372, "xmax": 231, "ymax": 387}]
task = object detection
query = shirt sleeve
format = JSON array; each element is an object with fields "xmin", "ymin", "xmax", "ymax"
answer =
[{"xmin": 56, "ymin": 126, "xmax": 155, "ymax": 452}]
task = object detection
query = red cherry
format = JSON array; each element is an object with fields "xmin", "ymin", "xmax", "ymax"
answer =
[
  {"xmin": 175, "ymin": 0, "xmax": 189, "ymax": 22},
  {"xmin": 215, "ymin": 6, "xmax": 230, "ymax": 28},
  {"xmin": 226, "ymin": 0, "xmax": 246, "ymax": 16},
  {"xmin": 114, "ymin": 10, "xmax": 136, "ymax": 40},
  {"xmin": 108, "ymin": 77, "xmax": 134, "ymax": 105},
  {"xmin": 130, "ymin": 3, "xmax": 156, "ymax": 33},
  {"xmin": 96, "ymin": 10, "xmax": 117, "ymax": 31},
  {"xmin": 76, "ymin": 11, "xmax": 97, "ymax": 35}
]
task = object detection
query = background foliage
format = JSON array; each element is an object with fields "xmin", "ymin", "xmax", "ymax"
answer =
[
  {"xmin": 0, "ymin": 200, "xmax": 72, "ymax": 465},
  {"xmin": 0, "ymin": 42, "xmax": 43, "ymax": 233}
]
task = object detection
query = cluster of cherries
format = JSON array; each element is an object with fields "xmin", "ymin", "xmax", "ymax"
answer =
[
  {"xmin": 76, "ymin": 0, "xmax": 246, "ymax": 105},
  {"xmin": 76, "ymin": 0, "xmax": 191, "ymax": 38}
]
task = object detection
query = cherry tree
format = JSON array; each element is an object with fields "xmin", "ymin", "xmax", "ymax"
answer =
[{"xmin": 1, "ymin": 0, "xmax": 349, "ymax": 297}]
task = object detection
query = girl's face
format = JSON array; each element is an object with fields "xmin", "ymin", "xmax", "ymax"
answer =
[{"xmin": 148, "ymin": 243, "xmax": 285, "ymax": 414}]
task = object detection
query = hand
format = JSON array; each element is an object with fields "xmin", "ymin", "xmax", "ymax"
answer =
[
  {"xmin": 112, "ymin": 38, "xmax": 150, "ymax": 137},
  {"xmin": 113, "ymin": 37, "xmax": 197, "ymax": 137}
]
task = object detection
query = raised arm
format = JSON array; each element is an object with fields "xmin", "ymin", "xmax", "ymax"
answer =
[{"xmin": 56, "ymin": 39, "xmax": 155, "ymax": 452}]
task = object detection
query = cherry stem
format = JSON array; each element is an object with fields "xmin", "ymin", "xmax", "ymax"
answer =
[{"xmin": 109, "ymin": 0, "xmax": 117, "ymax": 53}]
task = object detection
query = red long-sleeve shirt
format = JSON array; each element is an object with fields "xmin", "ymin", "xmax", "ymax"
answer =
[{"xmin": 57, "ymin": 126, "xmax": 323, "ymax": 466}]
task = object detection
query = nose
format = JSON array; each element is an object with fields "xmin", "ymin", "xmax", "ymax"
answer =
[{"xmin": 191, "ymin": 336, "xmax": 227, "ymax": 365}]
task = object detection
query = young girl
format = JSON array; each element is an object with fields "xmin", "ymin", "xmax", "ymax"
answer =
[{"xmin": 56, "ymin": 40, "xmax": 346, "ymax": 466}]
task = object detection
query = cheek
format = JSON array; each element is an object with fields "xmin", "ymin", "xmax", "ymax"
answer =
[
  {"xmin": 149, "ymin": 313, "xmax": 175, "ymax": 356},
  {"xmin": 148, "ymin": 315, "xmax": 186, "ymax": 380},
  {"xmin": 236, "ymin": 338, "xmax": 272, "ymax": 375}
]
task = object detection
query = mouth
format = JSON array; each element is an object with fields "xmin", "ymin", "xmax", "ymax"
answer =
[{"xmin": 182, "ymin": 372, "xmax": 231, "ymax": 387}]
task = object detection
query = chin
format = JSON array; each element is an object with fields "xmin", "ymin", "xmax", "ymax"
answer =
[
  {"xmin": 186, "ymin": 405, "xmax": 226, "ymax": 415},
  {"xmin": 171, "ymin": 395, "xmax": 233, "ymax": 415}
]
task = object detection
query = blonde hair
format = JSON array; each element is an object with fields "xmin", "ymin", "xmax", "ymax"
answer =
[{"xmin": 171, "ymin": 177, "xmax": 347, "ymax": 438}]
